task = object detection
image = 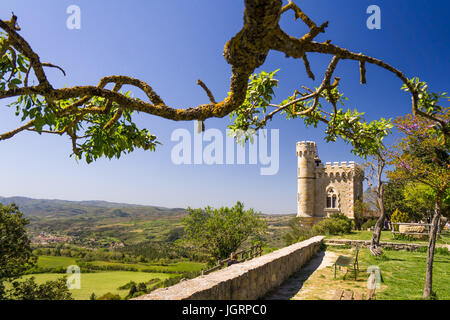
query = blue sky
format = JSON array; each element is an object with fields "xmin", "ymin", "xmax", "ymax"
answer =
[{"xmin": 0, "ymin": 1, "xmax": 448, "ymax": 213}]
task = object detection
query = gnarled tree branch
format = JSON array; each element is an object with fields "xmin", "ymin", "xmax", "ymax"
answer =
[{"xmin": 0, "ymin": 0, "xmax": 444, "ymax": 159}]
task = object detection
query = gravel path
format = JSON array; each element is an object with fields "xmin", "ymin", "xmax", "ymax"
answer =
[{"xmin": 263, "ymin": 250, "xmax": 338, "ymax": 300}]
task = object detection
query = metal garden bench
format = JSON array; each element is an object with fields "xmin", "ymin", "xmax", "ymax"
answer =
[{"xmin": 332, "ymin": 244, "xmax": 360, "ymax": 280}]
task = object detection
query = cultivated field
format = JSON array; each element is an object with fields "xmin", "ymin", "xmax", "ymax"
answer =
[
  {"xmin": 21, "ymin": 271, "xmax": 173, "ymax": 300},
  {"xmin": 37, "ymin": 255, "xmax": 77, "ymax": 269}
]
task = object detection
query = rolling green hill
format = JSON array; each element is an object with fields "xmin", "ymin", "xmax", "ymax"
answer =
[
  {"xmin": 0, "ymin": 196, "xmax": 188, "ymax": 245},
  {"xmin": 0, "ymin": 196, "xmax": 185, "ymax": 217},
  {"xmin": 1, "ymin": 196, "xmax": 294, "ymax": 300},
  {"xmin": 1, "ymin": 196, "xmax": 294, "ymax": 248}
]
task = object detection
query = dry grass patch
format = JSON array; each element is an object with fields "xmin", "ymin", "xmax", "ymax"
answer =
[{"xmin": 292, "ymin": 247, "xmax": 388, "ymax": 300}]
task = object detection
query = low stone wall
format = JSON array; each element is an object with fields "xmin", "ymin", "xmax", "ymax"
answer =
[
  {"xmin": 134, "ymin": 236, "xmax": 324, "ymax": 300},
  {"xmin": 324, "ymin": 239, "xmax": 427, "ymax": 251}
]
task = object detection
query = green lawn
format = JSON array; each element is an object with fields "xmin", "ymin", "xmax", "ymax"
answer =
[
  {"xmin": 326, "ymin": 230, "xmax": 450, "ymax": 245},
  {"xmin": 21, "ymin": 272, "xmax": 172, "ymax": 300},
  {"xmin": 36, "ymin": 255, "xmax": 77, "ymax": 269},
  {"xmin": 330, "ymin": 247, "xmax": 450, "ymax": 300},
  {"xmin": 296, "ymin": 247, "xmax": 449, "ymax": 300},
  {"xmin": 24, "ymin": 256, "xmax": 205, "ymax": 300}
]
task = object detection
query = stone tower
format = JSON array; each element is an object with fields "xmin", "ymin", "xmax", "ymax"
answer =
[
  {"xmin": 296, "ymin": 141, "xmax": 318, "ymax": 225},
  {"xmin": 296, "ymin": 141, "xmax": 364, "ymax": 225}
]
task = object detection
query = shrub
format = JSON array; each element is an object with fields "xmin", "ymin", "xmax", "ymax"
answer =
[
  {"xmin": 283, "ymin": 218, "xmax": 315, "ymax": 246},
  {"xmin": 393, "ymin": 234, "xmax": 416, "ymax": 241},
  {"xmin": 136, "ymin": 282, "xmax": 147, "ymax": 292},
  {"xmin": 7, "ymin": 277, "xmax": 73, "ymax": 300},
  {"xmin": 125, "ymin": 283, "xmax": 138, "ymax": 299},
  {"xmin": 97, "ymin": 292, "xmax": 122, "ymax": 300},
  {"xmin": 284, "ymin": 214, "xmax": 353, "ymax": 245},
  {"xmin": 24, "ymin": 266, "xmax": 67, "ymax": 275},
  {"xmin": 391, "ymin": 209, "xmax": 409, "ymax": 231},
  {"xmin": 118, "ymin": 281, "xmax": 136, "ymax": 290},
  {"xmin": 353, "ymin": 200, "xmax": 369, "ymax": 230},
  {"xmin": 312, "ymin": 213, "xmax": 353, "ymax": 235},
  {"xmin": 78, "ymin": 262, "xmax": 138, "ymax": 273},
  {"xmin": 362, "ymin": 219, "xmax": 378, "ymax": 230},
  {"xmin": 417, "ymin": 246, "xmax": 449, "ymax": 255}
]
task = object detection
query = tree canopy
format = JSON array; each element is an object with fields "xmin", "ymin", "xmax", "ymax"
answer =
[
  {"xmin": 389, "ymin": 108, "xmax": 449, "ymax": 202},
  {"xmin": 0, "ymin": 203, "xmax": 72, "ymax": 300},
  {"xmin": 0, "ymin": 203, "xmax": 36, "ymax": 297},
  {"xmin": 1, "ymin": 1, "xmax": 447, "ymax": 163},
  {"xmin": 182, "ymin": 201, "xmax": 267, "ymax": 261},
  {"xmin": 388, "ymin": 108, "xmax": 449, "ymax": 299}
]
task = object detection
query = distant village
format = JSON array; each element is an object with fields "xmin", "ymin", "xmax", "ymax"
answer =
[{"xmin": 30, "ymin": 232, "xmax": 125, "ymax": 249}]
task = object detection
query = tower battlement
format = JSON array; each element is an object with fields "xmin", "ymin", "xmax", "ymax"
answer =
[
  {"xmin": 325, "ymin": 161, "xmax": 355, "ymax": 169},
  {"xmin": 296, "ymin": 141, "xmax": 317, "ymax": 158}
]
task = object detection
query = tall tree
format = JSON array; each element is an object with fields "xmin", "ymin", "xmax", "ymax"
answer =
[
  {"xmin": 0, "ymin": 1, "xmax": 444, "ymax": 163},
  {"xmin": 7, "ymin": 277, "xmax": 73, "ymax": 300},
  {"xmin": 0, "ymin": 203, "xmax": 73, "ymax": 300},
  {"xmin": 364, "ymin": 145, "xmax": 394, "ymax": 255},
  {"xmin": 389, "ymin": 105, "xmax": 449, "ymax": 299},
  {"xmin": 383, "ymin": 179, "xmax": 409, "ymax": 217},
  {"xmin": 403, "ymin": 183, "xmax": 442, "ymax": 222},
  {"xmin": 0, "ymin": 203, "xmax": 36, "ymax": 298}
]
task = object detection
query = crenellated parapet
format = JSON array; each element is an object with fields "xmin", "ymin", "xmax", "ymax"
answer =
[
  {"xmin": 296, "ymin": 141, "xmax": 317, "ymax": 158},
  {"xmin": 297, "ymin": 140, "xmax": 364, "ymax": 222},
  {"xmin": 322, "ymin": 161, "xmax": 364, "ymax": 180}
]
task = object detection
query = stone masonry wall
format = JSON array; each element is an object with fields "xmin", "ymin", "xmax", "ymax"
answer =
[
  {"xmin": 133, "ymin": 236, "xmax": 324, "ymax": 300},
  {"xmin": 325, "ymin": 239, "xmax": 429, "ymax": 251}
]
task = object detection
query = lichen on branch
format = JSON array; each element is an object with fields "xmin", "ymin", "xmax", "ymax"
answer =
[{"xmin": 0, "ymin": 0, "xmax": 446, "ymax": 162}]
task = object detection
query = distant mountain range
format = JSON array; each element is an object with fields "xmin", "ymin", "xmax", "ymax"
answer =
[
  {"xmin": 0, "ymin": 196, "xmax": 185, "ymax": 217},
  {"xmin": 0, "ymin": 196, "xmax": 292, "ymax": 247}
]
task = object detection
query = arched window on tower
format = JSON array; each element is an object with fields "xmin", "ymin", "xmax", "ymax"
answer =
[{"xmin": 326, "ymin": 188, "xmax": 338, "ymax": 209}]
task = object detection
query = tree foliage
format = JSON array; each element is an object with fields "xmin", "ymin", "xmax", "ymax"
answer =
[
  {"xmin": 228, "ymin": 68, "xmax": 393, "ymax": 158},
  {"xmin": 362, "ymin": 143, "xmax": 396, "ymax": 252},
  {"xmin": 96, "ymin": 292, "xmax": 122, "ymax": 300},
  {"xmin": 283, "ymin": 217, "xmax": 314, "ymax": 246},
  {"xmin": 1, "ymin": 2, "xmax": 444, "ymax": 162},
  {"xmin": 0, "ymin": 203, "xmax": 72, "ymax": 300},
  {"xmin": 383, "ymin": 179, "xmax": 446, "ymax": 222},
  {"xmin": 403, "ymin": 183, "xmax": 449, "ymax": 221},
  {"xmin": 388, "ymin": 104, "xmax": 449, "ymax": 299},
  {"xmin": 361, "ymin": 219, "xmax": 378, "ymax": 231},
  {"xmin": 391, "ymin": 209, "xmax": 410, "ymax": 224},
  {"xmin": 383, "ymin": 179, "xmax": 409, "ymax": 217},
  {"xmin": 389, "ymin": 107, "xmax": 449, "ymax": 200},
  {"xmin": 283, "ymin": 213, "xmax": 353, "ymax": 245},
  {"xmin": 6, "ymin": 277, "xmax": 72, "ymax": 300},
  {"xmin": 353, "ymin": 198, "xmax": 378, "ymax": 230},
  {"xmin": 182, "ymin": 202, "xmax": 267, "ymax": 261},
  {"xmin": 312, "ymin": 213, "xmax": 353, "ymax": 235},
  {"xmin": 0, "ymin": 203, "xmax": 36, "ymax": 297}
]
